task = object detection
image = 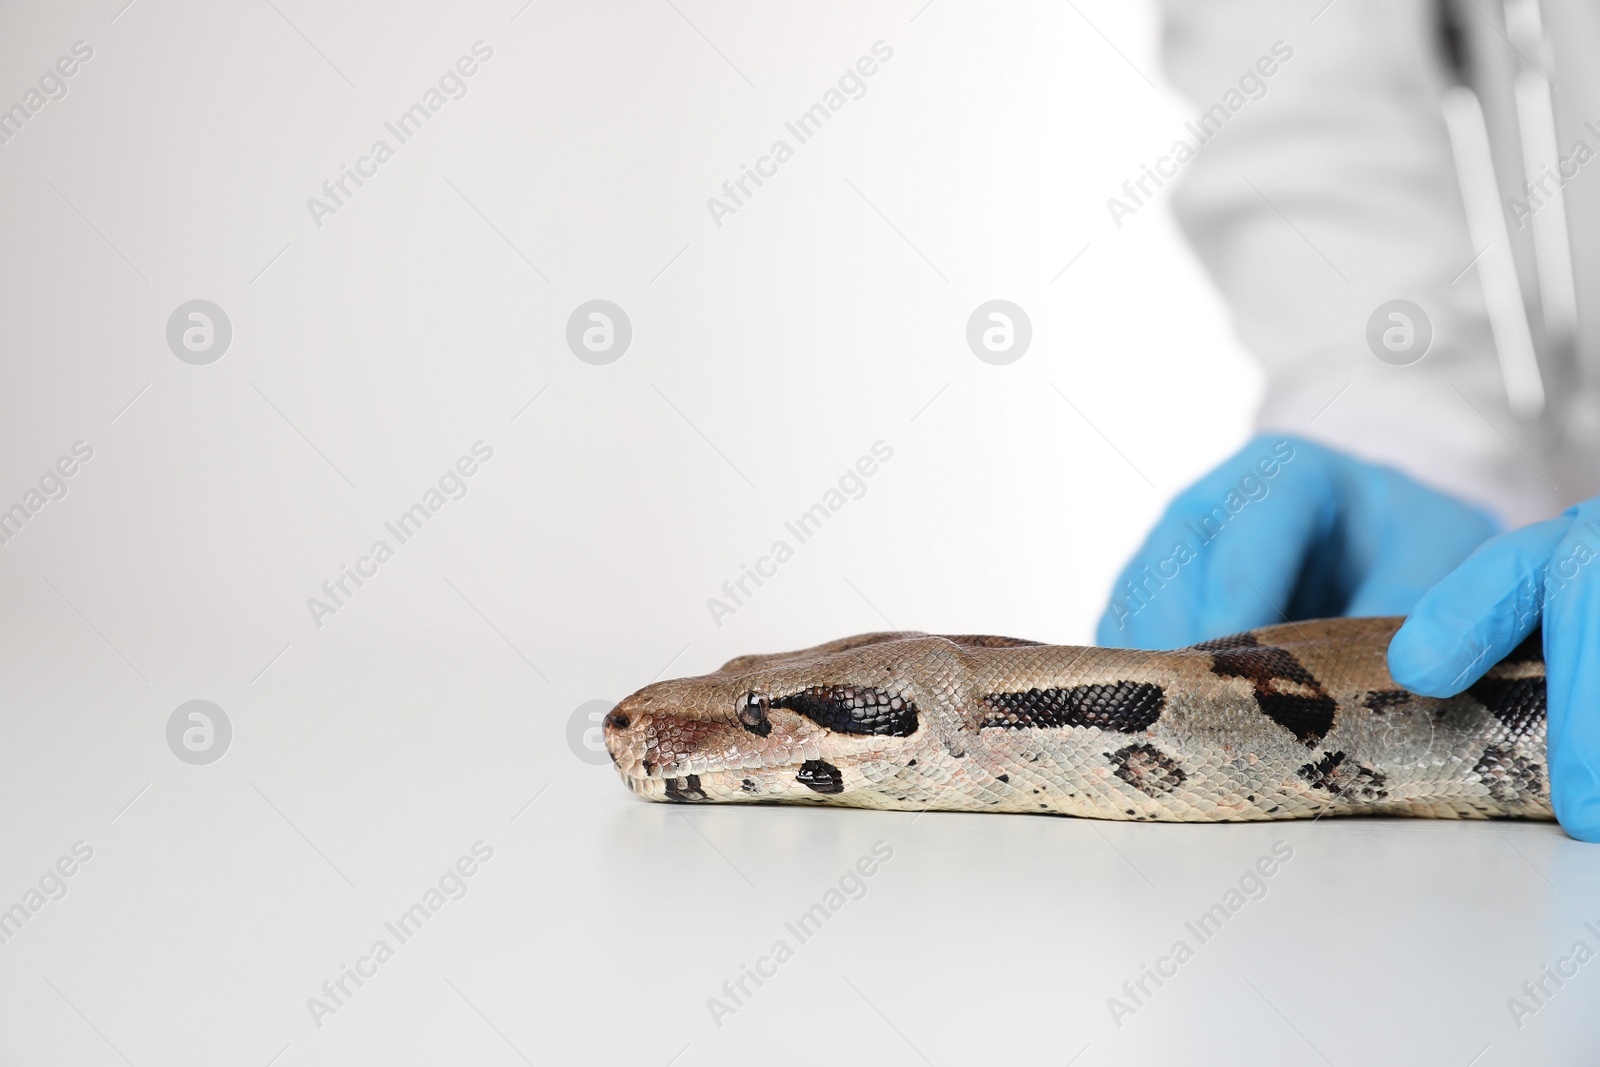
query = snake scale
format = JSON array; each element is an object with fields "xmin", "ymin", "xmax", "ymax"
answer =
[{"xmin": 603, "ymin": 617, "xmax": 1552, "ymax": 822}]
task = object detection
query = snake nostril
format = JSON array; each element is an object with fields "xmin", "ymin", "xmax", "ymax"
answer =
[{"xmin": 604, "ymin": 710, "xmax": 631, "ymax": 730}]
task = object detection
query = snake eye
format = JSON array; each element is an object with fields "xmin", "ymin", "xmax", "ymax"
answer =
[{"xmin": 738, "ymin": 691, "xmax": 772, "ymax": 736}]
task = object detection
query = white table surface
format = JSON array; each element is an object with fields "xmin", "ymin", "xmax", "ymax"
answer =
[
  {"xmin": 4, "ymin": 633, "xmax": 1595, "ymax": 1067},
  {"xmin": 1, "ymin": 0, "xmax": 1592, "ymax": 1063}
]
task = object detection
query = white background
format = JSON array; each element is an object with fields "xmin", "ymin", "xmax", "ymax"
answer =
[{"xmin": 0, "ymin": 1, "xmax": 1593, "ymax": 1064}]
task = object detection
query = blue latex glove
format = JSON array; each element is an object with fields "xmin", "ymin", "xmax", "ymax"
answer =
[
  {"xmin": 1096, "ymin": 434, "xmax": 1499, "ymax": 650},
  {"xmin": 1389, "ymin": 500, "xmax": 1600, "ymax": 841}
]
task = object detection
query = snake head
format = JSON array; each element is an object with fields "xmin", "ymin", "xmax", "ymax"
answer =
[{"xmin": 603, "ymin": 632, "xmax": 955, "ymax": 807}]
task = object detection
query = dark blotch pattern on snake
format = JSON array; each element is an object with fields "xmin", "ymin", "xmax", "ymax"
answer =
[{"xmin": 604, "ymin": 618, "xmax": 1552, "ymax": 823}]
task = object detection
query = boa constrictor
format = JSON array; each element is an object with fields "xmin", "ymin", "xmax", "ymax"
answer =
[{"xmin": 603, "ymin": 617, "xmax": 1551, "ymax": 822}]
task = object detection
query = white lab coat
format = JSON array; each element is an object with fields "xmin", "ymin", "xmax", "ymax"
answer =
[{"xmin": 1159, "ymin": 0, "xmax": 1600, "ymax": 527}]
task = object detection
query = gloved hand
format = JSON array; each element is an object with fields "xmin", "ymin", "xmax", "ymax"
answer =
[
  {"xmin": 1096, "ymin": 434, "xmax": 1499, "ymax": 650},
  {"xmin": 1389, "ymin": 500, "xmax": 1600, "ymax": 841}
]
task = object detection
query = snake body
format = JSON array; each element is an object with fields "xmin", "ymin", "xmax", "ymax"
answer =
[{"xmin": 603, "ymin": 617, "xmax": 1551, "ymax": 822}]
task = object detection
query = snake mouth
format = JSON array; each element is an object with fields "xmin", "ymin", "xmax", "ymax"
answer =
[
  {"xmin": 617, "ymin": 766, "xmax": 748, "ymax": 803},
  {"xmin": 621, "ymin": 750, "xmax": 796, "ymax": 781},
  {"xmin": 616, "ymin": 757, "xmax": 853, "ymax": 805}
]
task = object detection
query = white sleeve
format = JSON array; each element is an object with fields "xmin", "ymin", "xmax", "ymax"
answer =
[{"xmin": 1157, "ymin": 0, "xmax": 1561, "ymax": 526}]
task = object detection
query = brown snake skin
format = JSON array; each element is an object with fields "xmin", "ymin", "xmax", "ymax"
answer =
[{"xmin": 603, "ymin": 617, "xmax": 1552, "ymax": 822}]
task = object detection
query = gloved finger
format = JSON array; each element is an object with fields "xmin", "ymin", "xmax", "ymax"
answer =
[
  {"xmin": 1190, "ymin": 462, "xmax": 1329, "ymax": 641},
  {"xmin": 1345, "ymin": 473, "xmax": 1499, "ymax": 617},
  {"xmin": 1096, "ymin": 509, "xmax": 1218, "ymax": 649},
  {"xmin": 1387, "ymin": 515, "xmax": 1573, "ymax": 697},
  {"xmin": 1098, "ymin": 436, "xmax": 1318, "ymax": 649},
  {"xmin": 1540, "ymin": 505, "xmax": 1600, "ymax": 841}
]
